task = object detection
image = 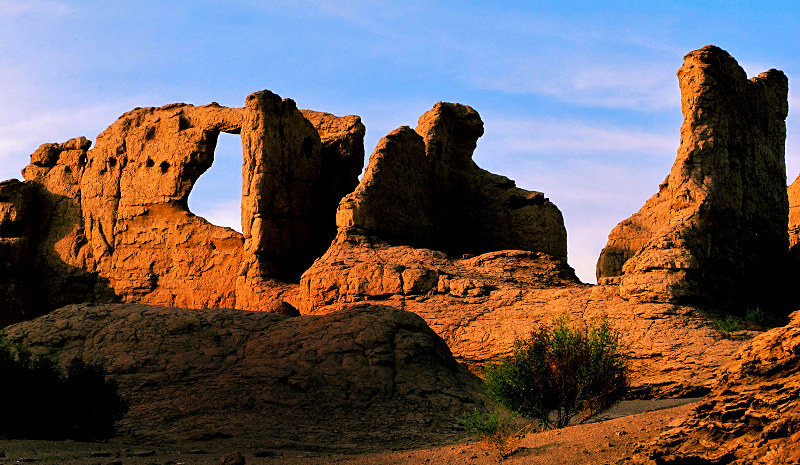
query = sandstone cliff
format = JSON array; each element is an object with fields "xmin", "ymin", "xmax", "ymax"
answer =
[
  {"xmin": 628, "ymin": 310, "xmax": 800, "ymax": 464},
  {"xmin": 336, "ymin": 102, "xmax": 567, "ymax": 259},
  {"xmin": 1, "ymin": 92, "xmax": 364, "ymax": 320},
  {"xmin": 597, "ymin": 45, "xmax": 789, "ymax": 309},
  {"xmin": 4, "ymin": 303, "xmax": 483, "ymax": 449},
  {"xmin": 789, "ymin": 172, "xmax": 800, "ymax": 259}
]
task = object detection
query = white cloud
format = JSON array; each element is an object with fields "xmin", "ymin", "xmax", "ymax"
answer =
[
  {"xmin": 0, "ymin": 98, "xmax": 149, "ymax": 182},
  {"xmin": 189, "ymin": 199, "xmax": 242, "ymax": 233},
  {"xmin": 471, "ymin": 59, "xmax": 680, "ymax": 111}
]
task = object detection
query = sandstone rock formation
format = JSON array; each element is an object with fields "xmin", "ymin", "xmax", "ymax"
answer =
[
  {"xmin": 597, "ymin": 45, "xmax": 789, "ymax": 309},
  {"xmin": 0, "ymin": 91, "xmax": 364, "ymax": 321},
  {"xmin": 789, "ymin": 172, "xmax": 800, "ymax": 259},
  {"xmin": 336, "ymin": 102, "xmax": 567, "ymax": 259},
  {"xmin": 628, "ymin": 310, "xmax": 800, "ymax": 464},
  {"xmin": 301, "ymin": 239, "xmax": 755, "ymax": 398},
  {"xmin": 4, "ymin": 303, "xmax": 483, "ymax": 450}
]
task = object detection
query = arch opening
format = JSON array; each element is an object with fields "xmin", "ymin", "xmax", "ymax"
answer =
[{"xmin": 188, "ymin": 131, "xmax": 243, "ymax": 232}]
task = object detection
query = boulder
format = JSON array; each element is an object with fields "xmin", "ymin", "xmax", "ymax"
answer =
[
  {"xmin": 628, "ymin": 311, "xmax": 800, "ymax": 464},
  {"xmin": 597, "ymin": 45, "xmax": 789, "ymax": 309},
  {"xmin": 4, "ymin": 303, "xmax": 483, "ymax": 450},
  {"xmin": 336, "ymin": 102, "xmax": 567, "ymax": 259}
]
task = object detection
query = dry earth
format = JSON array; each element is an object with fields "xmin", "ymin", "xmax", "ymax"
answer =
[{"xmin": 0, "ymin": 400, "xmax": 699, "ymax": 465}]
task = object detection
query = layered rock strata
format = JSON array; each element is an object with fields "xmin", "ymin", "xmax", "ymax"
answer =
[
  {"xmin": 1, "ymin": 91, "xmax": 364, "ymax": 321},
  {"xmin": 336, "ymin": 102, "xmax": 567, "ymax": 259},
  {"xmin": 628, "ymin": 311, "xmax": 800, "ymax": 464},
  {"xmin": 4, "ymin": 303, "xmax": 483, "ymax": 449},
  {"xmin": 597, "ymin": 45, "xmax": 789, "ymax": 308}
]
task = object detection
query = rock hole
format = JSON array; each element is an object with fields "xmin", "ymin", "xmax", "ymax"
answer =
[
  {"xmin": 79, "ymin": 154, "xmax": 87, "ymax": 166},
  {"xmin": 146, "ymin": 158, "xmax": 155, "ymax": 168},
  {"xmin": 188, "ymin": 132, "xmax": 243, "ymax": 232},
  {"xmin": 178, "ymin": 116, "xmax": 191, "ymax": 131},
  {"xmin": 108, "ymin": 157, "xmax": 117, "ymax": 168},
  {"xmin": 160, "ymin": 161, "xmax": 170, "ymax": 173},
  {"xmin": 145, "ymin": 126, "xmax": 156, "ymax": 141}
]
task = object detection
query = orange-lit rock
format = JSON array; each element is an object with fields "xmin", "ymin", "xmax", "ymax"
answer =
[{"xmin": 597, "ymin": 45, "xmax": 789, "ymax": 309}]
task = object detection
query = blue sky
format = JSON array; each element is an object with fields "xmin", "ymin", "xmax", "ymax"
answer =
[{"xmin": 2, "ymin": 1, "xmax": 799, "ymax": 283}]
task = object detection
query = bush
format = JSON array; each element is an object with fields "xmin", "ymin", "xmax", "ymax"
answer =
[
  {"xmin": 484, "ymin": 314, "xmax": 629, "ymax": 429},
  {"xmin": 714, "ymin": 315, "xmax": 741, "ymax": 338},
  {"xmin": 459, "ymin": 410, "xmax": 529, "ymax": 461},
  {"xmin": 744, "ymin": 307, "xmax": 779, "ymax": 329},
  {"xmin": 0, "ymin": 332, "xmax": 128, "ymax": 440}
]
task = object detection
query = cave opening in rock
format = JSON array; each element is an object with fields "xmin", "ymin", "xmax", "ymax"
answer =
[{"xmin": 187, "ymin": 131, "xmax": 243, "ymax": 232}]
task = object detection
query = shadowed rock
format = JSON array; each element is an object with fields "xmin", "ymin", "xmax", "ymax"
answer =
[
  {"xmin": 597, "ymin": 45, "xmax": 789, "ymax": 309},
  {"xmin": 336, "ymin": 102, "xmax": 567, "ymax": 259},
  {"xmin": 4, "ymin": 303, "xmax": 483, "ymax": 450}
]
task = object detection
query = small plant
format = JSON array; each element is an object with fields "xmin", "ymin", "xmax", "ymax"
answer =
[
  {"xmin": 0, "ymin": 332, "xmax": 128, "ymax": 440},
  {"xmin": 483, "ymin": 314, "xmax": 629, "ymax": 430},
  {"xmin": 459, "ymin": 410, "xmax": 529, "ymax": 461},
  {"xmin": 744, "ymin": 307, "xmax": 777, "ymax": 329},
  {"xmin": 714, "ymin": 315, "xmax": 741, "ymax": 338}
]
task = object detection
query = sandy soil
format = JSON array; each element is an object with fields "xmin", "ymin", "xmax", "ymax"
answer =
[{"xmin": 0, "ymin": 399, "xmax": 698, "ymax": 465}]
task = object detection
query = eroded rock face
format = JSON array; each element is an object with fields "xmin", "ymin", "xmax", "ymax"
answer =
[
  {"xmin": 300, "ymin": 238, "xmax": 752, "ymax": 398},
  {"xmin": 597, "ymin": 45, "xmax": 789, "ymax": 309},
  {"xmin": 1, "ymin": 91, "xmax": 364, "ymax": 321},
  {"xmin": 4, "ymin": 303, "xmax": 483, "ymax": 449},
  {"xmin": 336, "ymin": 102, "xmax": 567, "ymax": 259},
  {"xmin": 789, "ymin": 173, "xmax": 800, "ymax": 259},
  {"xmin": 628, "ymin": 311, "xmax": 800, "ymax": 464}
]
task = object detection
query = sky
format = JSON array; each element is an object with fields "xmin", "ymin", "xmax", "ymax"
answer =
[{"xmin": 2, "ymin": 1, "xmax": 799, "ymax": 283}]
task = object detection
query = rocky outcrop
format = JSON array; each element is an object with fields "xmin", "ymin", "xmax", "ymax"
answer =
[
  {"xmin": 1, "ymin": 91, "xmax": 364, "ymax": 321},
  {"xmin": 4, "ymin": 303, "xmax": 483, "ymax": 450},
  {"xmin": 301, "ymin": 238, "xmax": 754, "ymax": 398},
  {"xmin": 597, "ymin": 45, "xmax": 789, "ymax": 309},
  {"xmin": 628, "ymin": 311, "xmax": 800, "ymax": 464},
  {"xmin": 789, "ymin": 173, "xmax": 800, "ymax": 258},
  {"xmin": 336, "ymin": 102, "xmax": 567, "ymax": 259}
]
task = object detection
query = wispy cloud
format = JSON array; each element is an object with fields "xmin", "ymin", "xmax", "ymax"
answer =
[
  {"xmin": 188, "ymin": 199, "xmax": 242, "ymax": 232},
  {"xmin": 0, "ymin": 0, "xmax": 72, "ymax": 17},
  {"xmin": 471, "ymin": 59, "xmax": 680, "ymax": 111},
  {"xmin": 0, "ymin": 99, "xmax": 147, "ymax": 182},
  {"xmin": 476, "ymin": 117, "xmax": 677, "ymax": 157}
]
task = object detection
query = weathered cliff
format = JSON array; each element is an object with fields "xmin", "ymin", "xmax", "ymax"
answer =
[
  {"xmin": 1, "ymin": 91, "xmax": 364, "ymax": 321},
  {"xmin": 597, "ymin": 45, "xmax": 789, "ymax": 309},
  {"xmin": 336, "ymin": 102, "xmax": 567, "ymax": 259}
]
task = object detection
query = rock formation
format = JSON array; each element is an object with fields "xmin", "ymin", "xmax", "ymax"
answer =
[
  {"xmin": 597, "ymin": 45, "xmax": 789, "ymax": 309},
  {"xmin": 628, "ymin": 311, "xmax": 800, "ymax": 464},
  {"xmin": 789, "ymin": 173, "xmax": 800, "ymax": 259},
  {"xmin": 336, "ymin": 102, "xmax": 567, "ymax": 259},
  {"xmin": 4, "ymin": 303, "xmax": 483, "ymax": 449},
  {"xmin": 0, "ymin": 91, "xmax": 364, "ymax": 321},
  {"xmin": 301, "ymin": 239, "xmax": 754, "ymax": 398}
]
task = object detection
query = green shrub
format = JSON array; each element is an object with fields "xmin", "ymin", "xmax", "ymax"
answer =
[
  {"xmin": 0, "ymin": 332, "xmax": 128, "ymax": 440},
  {"xmin": 744, "ymin": 307, "xmax": 777, "ymax": 329},
  {"xmin": 483, "ymin": 314, "xmax": 629, "ymax": 429},
  {"xmin": 714, "ymin": 315, "xmax": 741, "ymax": 337},
  {"xmin": 459, "ymin": 410, "xmax": 529, "ymax": 461}
]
